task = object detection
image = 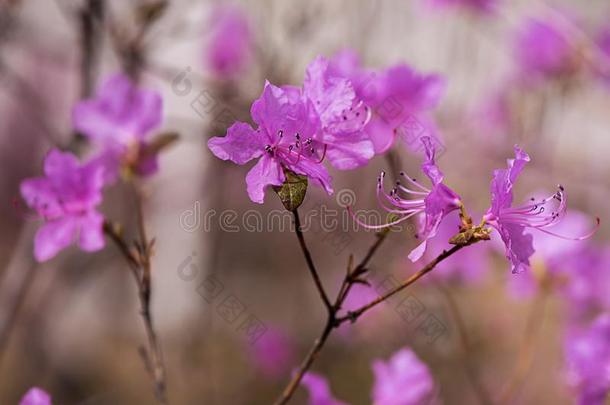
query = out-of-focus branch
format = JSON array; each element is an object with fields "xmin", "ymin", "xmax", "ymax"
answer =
[{"xmin": 103, "ymin": 186, "xmax": 169, "ymax": 405}]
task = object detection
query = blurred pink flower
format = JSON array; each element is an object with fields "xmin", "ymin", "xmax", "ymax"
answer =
[
  {"xmin": 301, "ymin": 372, "xmax": 349, "ymax": 405},
  {"xmin": 371, "ymin": 348, "xmax": 436, "ymax": 405},
  {"xmin": 72, "ymin": 73, "xmax": 163, "ymax": 179},
  {"xmin": 564, "ymin": 314, "xmax": 610, "ymax": 405},
  {"xmin": 248, "ymin": 327, "xmax": 295, "ymax": 380},
  {"xmin": 351, "ymin": 137, "xmax": 461, "ymax": 262},
  {"xmin": 19, "ymin": 387, "xmax": 51, "ymax": 405},
  {"xmin": 514, "ymin": 17, "xmax": 575, "ymax": 82},
  {"xmin": 206, "ymin": 5, "xmax": 252, "ymax": 79},
  {"xmin": 208, "ymin": 81, "xmax": 332, "ymax": 203},
  {"xmin": 20, "ymin": 150, "xmax": 105, "ymax": 262}
]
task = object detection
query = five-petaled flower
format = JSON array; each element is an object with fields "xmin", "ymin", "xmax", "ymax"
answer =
[
  {"xmin": 72, "ymin": 73, "xmax": 163, "ymax": 180},
  {"xmin": 20, "ymin": 150, "xmax": 105, "ymax": 262},
  {"xmin": 483, "ymin": 146, "xmax": 598, "ymax": 273},
  {"xmin": 351, "ymin": 136, "xmax": 462, "ymax": 262},
  {"xmin": 208, "ymin": 81, "xmax": 333, "ymax": 203}
]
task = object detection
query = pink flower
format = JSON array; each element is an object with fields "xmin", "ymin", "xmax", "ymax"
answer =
[
  {"xmin": 564, "ymin": 314, "xmax": 610, "ymax": 405},
  {"xmin": 20, "ymin": 150, "xmax": 105, "ymax": 262},
  {"xmin": 301, "ymin": 372, "xmax": 349, "ymax": 405},
  {"xmin": 19, "ymin": 387, "xmax": 51, "ymax": 405},
  {"xmin": 328, "ymin": 51, "xmax": 445, "ymax": 154},
  {"xmin": 248, "ymin": 328, "xmax": 295, "ymax": 380},
  {"xmin": 371, "ymin": 348, "xmax": 436, "ymax": 405},
  {"xmin": 302, "ymin": 56, "xmax": 374, "ymax": 169},
  {"xmin": 514, "ymin": 17, "xmax": 575, "ymax": 82},
  {"xmin": 483, "ymin": 146, "xmax": 598, "ymax": 274},
  {"xmin": 206, "ymin": 5, "xmax": 252, "ymax": 79},
  {"xmin": 72, "ymin": 73, "xmax": 163, "ymax": 179},
  {"xmin": 208, "ymin": 81, "xmax": 332, "ymax": 203},
  {"xmin": 351, "ymin": 137, "xmax": 461, "ymax": 262}
]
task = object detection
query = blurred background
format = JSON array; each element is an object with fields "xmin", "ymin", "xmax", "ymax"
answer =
[{"xmin": 1, "ymin": 0, "xmax": 609, "ymax": 404}]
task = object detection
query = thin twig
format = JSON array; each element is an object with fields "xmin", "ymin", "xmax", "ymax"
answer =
[
  {"xmin": 103, "ymin": 187, "xmax": 169, "ymax": 405},
  {"xmin": 291, "ymin": 209, "xmax": 332, "ymax": 313},
  {"xmin": 336, "ymin": 245, "xmax": 464, "ymax": 325}
]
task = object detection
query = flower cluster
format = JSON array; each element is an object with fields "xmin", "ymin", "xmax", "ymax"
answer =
[
  {"xmin": 20, "ymin": 73, "xmax": 167, "ymax": 262},
  {"xmin": 208, "ymin": 53, "xmax": 444, "ymax": 203}
]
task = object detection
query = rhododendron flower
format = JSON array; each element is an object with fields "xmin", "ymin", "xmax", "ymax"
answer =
[
  {"xmin": 206, "ymin": 4, "xmax": 252, "ymax": 79},
  {"xmin": 20, "ymin": 150, "xmax": 105, "ymax": 262},
  {"xmin": 248, "ymin": 327, "xmax": 295, "ymax": 380},
  {"xmin": 301, "ymin": 372, "xmax": 348, "ymax": 405},
  {"xmin": 371, "ymin": 348, "xmax": 436, "ymax": 405},
  {"xmin": 19, "ymin": 387, "xmax": 51, "ymax": 405},
  {"xmin": 302, "ymin": 56, "xmax": 374, "ymax": 169},
  {"xmin": 351, "ymin": 137, "xmax": 461, "ymax": 262},
  {"xmin": 506, "ymin": 210, "xmax": 594, "ymax": 298},
  {"xmin": 328, "ymin": 51, "xmax": 445, "ymax": 154},
  {"xmin": 514, "ymin": 17, "xmax": 575, "ymax": 81},
  {"xmin": 72, "ymin": 73, "xmax": 163, "ymax": 179},
  {"xmin": 208, "ymin": 81, "xmax": 332, "ymax": 203},
  {"xmin": 483, "ymin": 146, "xmax": 598, "ymax": 274},
  {"xmin": 564, "ymin": 314, "xmax": 610, "ymax": 405}
]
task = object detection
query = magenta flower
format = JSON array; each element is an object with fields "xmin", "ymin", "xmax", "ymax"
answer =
[
  {"xmin": 72, "ymin": 73, "xmax": 163, "ymax": 179},
  {"xmin": 371, "ymin": 348, "xmax": 436, "ymax": 405},
  {"xmin": 206, "ymin": 5, "xmax": 252, "ymax": 80},
  {"xmin": 328, "ymin": 51, "xmax": 445, "ymax": 154},
  {"xmin": 20, "ymin": 150, "xmax": 105, "ymax": 262},
  {"xmin": 301, "ymin": 372, "xmax": 349, "ymax": 405},
  {"xmin": 302, "ymin": 56, "xmax": 374, "ymax": 169},
  {"xmin": 208, "ymin": 81, "xmax": 333, "ymax": 203},
  {"xmin": 564, "ymin": 314, "xmax": 610, "ymax": 405},
  {"xmin": 514, "ymin": 17, "xmax": 575, "ymax": 82},
  {"xmin": 248, "ymin": 327, "xmax": 295, "ymax": 380},
  {"xmin": 483, "ymin": 146, "xmax": 598, "ymax": 274},
  {"xmin": 19, "ymin": 387, "xmax": 51, "ymax": 405},
  {"xmin": 351, "ymin": 137, "xmax": 461, "ymax": 262}
]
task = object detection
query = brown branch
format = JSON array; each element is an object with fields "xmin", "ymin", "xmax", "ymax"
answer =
[
  {"xmin": 291, "ymin": 209, "xmax": 332, "ymax": 313},
  {"xmin": 336, "ymin": 245, "xmax": 464, "ymax": 325},
  {"xmin": 274, "ymin": 230, "xmax": 392, "ymax": 405},
  {"xmin": 103, "ymin": 187, "xmax": 168, "ymax": 405}
]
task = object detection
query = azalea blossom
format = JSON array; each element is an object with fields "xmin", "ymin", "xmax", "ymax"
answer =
[
  {"xmin": 564, "ymin": 314, "xmax": 610, "ymax": 405},
  {"xmin": 248, "ymin": 327, "xmax": 295, "ymax": 380},
  {"xmin": 72, "ymin": 73, "xmax": 163, "ymax": 179},
  {"xmin": 514, "ymin": 17, "xmax": 576, "ymax": 82},
  {"xmin": 206, "ymin": 4, "xmax": 252, "ymax": 79},
  {"xmin": 329, "ymin": 51, "xmax": 446, "ymax": 154},
  {"xmin": 302, "ymin": 56, "xmax": 374, "ymax": 169},
  {"xmin": 20, "ymin": 150, "xmax": 105, "ymax": 262},
  {"xmin": 208, "ymin": 81, "xmax": 333, "ymax": 203},
  {"xmin": 19, "ymin": 387, "xmax": 51, "ymax": 405},
  {"xmin": 371, "ymin": 348, "xmax": 436, "ymax": 405},
  {"xmin": 301, "ymin": 372, "xmax": 349, "ymax": 405},
  {"xmin": 483, "ymin": 146, "xmax": 598, "ymax": 274},
  {"xmin": 351, "ymin": 136, "xmax": 462, "ymax": 262}
]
